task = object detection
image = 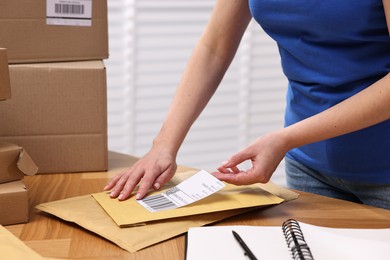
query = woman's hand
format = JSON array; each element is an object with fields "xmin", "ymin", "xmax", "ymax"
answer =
[
  {"xmin": 213, "ymin": 131, "xmax": 289, "ymax": 185},
  {"xmin": 104, "ymin": 147, "xmax": 177, "ymax": 200}
]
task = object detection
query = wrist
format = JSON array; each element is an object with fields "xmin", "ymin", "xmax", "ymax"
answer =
[
  {"xmin": 152, "ymin": 136, "xmax": 179, "ymax": 157},
  {"xmin": 272, "ymin": 127, "xmax": 299, "ymax": 153}
]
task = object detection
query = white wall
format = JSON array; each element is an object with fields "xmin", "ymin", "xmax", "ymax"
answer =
[{"xmin": 105, "ymin": 1, "xmax": 288, "ymax": 186}]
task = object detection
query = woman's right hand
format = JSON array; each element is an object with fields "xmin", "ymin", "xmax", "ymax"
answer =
[{"xmin": 104, "ymin": 147, "xmax": 177, "ymax": 201}]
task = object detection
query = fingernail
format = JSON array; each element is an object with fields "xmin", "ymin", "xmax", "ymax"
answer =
[
  {"xmin": 154, "ymin": 183, "xmax": 161, "ymax": 190},
  {"xmin": 136, "ymin": 193, "xmax": 141, "ymax": 200},
  {"xmin": 109, "ymin": 191, "xmax": 115, "ymax": 197},
  {"xmin": 118, "ymin": 194, "xmax": 124, "ymax": 200},
  {"xmin": 104, "ymin": 185, "xmax": 109, "ymax": 190}
]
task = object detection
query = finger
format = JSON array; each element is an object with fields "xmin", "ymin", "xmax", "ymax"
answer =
[
  {"xmin": 104, "ymin": 172, "xmax": 123, "ymax": 191},
  {"xmin": 153, "ymin": 166, "xmax": 176, "ymax": 190},
  {"xmin": 230, "ymin": 165, "xmax": 240, "ymax": 174},
  {"xmin": 216, "ymin": 165, "xmax": 241, "ymax": 174},
  {"xmin": 223, "ymin": 149, "xmax": 253, "ymax": 168},
  {"xmin": 117, "ymin": 171, "xmax": 144, "ymax": 201},
  {"xmin": 109, "ymin": 174, "xmax": 129, "ymax": 198},
  {"xmin": 135, "ymin": 171, "xmax": 159, "ymax": 200},
  {"xmin": 217, "ymin": 165, "xmax": 233, "ymax": 173}
]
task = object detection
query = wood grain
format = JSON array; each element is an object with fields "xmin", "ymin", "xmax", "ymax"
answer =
[{"xmin": 4, "ymin": 152, "xmax": 390, "ymax": 259}]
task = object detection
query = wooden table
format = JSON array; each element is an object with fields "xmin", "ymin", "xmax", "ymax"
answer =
[{"xmin": 5, "ymin": 152, "xmax": 390, "ymax": 260}]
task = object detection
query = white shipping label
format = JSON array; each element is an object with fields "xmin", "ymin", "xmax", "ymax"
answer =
[
  {"xmin": 137, "ymin": 170, "xmax": 226, "ymax": 212},
  {"xmin": 46, "ymin": 0, "xmax": 92, "ymax": 26}
]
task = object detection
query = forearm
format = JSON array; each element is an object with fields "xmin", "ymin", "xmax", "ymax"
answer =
[
  {"xmin": 152, "ymin": 43, "xmax": 230, "ymax": 155},
  {"xmin": 152, "ymin": 0, "xmax": 252, "ymax": 155},
  {"xmin": 282, "ymin": 73, "xmax": 390, "ymax": 150}
]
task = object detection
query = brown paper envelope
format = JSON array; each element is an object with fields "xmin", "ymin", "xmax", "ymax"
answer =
[
  {"xmin": 0, "ymin": 225, "xmax": 59, "ymax": 260},
  {"xmin": 36, "ymin": 182, "xmax": 297, "ymax": 252},
  {"xmin": 92, "ymin": 181, "xmax": 285, "ymax": 227},
  {"xmin": 37, "ymin": 194, "xmax": 257, "ymax": 252}
]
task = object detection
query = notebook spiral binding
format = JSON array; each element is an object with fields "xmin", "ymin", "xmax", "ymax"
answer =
[{"xmin": 282, "ymin": 219, "xmax": 315, "ymax": 260}]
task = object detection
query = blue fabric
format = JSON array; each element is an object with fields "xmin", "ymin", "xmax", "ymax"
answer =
[{"xmin": 248, "ymin": 0, "xmax": 390, "ymax": 183}]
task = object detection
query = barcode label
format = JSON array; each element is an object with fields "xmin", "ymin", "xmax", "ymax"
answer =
[
  {"xmin": 55, "ymin": 4, "xmax": 85, "ymax": 15},
  {"xmin": 46, "ymin": 0, "xmax": 92, "ymax": 27},
  {"xmin": 140, "ymin": 194, "xmax": 178, "ymax": 212},
  {"xmin": 137, "ymin": 170, "xmax": 225, "ymax": 213}
]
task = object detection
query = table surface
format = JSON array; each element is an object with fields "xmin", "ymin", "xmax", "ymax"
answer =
[{"xmin": 5, "ymin": 152, "xmax": 390, "ymax": 260}]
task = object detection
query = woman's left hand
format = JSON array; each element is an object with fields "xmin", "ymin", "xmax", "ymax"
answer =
[{"xmin": 213, "ymin": 130, "xmax": 289, "ymax": 185}]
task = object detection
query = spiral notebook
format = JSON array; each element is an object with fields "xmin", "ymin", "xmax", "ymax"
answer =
[{"xmin": 185, "ymin": 219, "xmax": 390, "ymax": 260}]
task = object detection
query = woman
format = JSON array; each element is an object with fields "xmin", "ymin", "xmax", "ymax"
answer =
[{"xmin": 105, "ymin": 0, "xmax": 390, "ymax": 209}]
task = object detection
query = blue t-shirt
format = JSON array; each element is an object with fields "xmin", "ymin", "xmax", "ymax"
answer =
[{"xmin": 248, "ymin": 0, "xmax": 390, "ymax": 183}]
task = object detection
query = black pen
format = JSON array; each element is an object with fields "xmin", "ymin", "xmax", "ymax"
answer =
[{"xmin": 232, "ymin": 230, "xmax": 258, "ymax": 260}]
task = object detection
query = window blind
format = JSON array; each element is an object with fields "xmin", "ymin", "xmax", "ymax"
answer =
[{"xmin": 106, "ymin": 0, "xmax": 287, "ymax": 186}]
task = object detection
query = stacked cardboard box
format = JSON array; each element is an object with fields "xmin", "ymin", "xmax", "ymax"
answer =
[
  {"xmin": 0, "ymin": 0, "xmax": 109, "ymax": 174},
  {"xmin": 0, "ymin": 48, "xmax": 10, "ymax": 100},
  {"xmin": 0, "ymin": 181, "xmax": 29, "ymax": 226},
  {"xmin": 0, "ymin": 61, "xmax": 108, "ymax": 173},
  {"xmin": 0, "ymin": 50, "xmax": 38, "ymax": 225},
  {"xmin": 0, "ymin": 142, "xmax": 38, "ymax": 225},
  {"xmin": 0, "ymin": 0, "xmax": 108, "ymax": 64},
  {"xmin": 0, "ymin": 142, "xmax": 38, "ymax": 184}
]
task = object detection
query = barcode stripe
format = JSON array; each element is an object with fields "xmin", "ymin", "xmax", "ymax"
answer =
[
  {"xmin": 141, "ymin": 194, "xmax": 177, "ymax": 212},
  {"xmin": 55, "ymin": 4, "xmax": 85, "ymax": 15}
]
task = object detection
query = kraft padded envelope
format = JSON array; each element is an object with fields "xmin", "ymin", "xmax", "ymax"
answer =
[
  {"xmin": 92, "ymin": 170, "xmax": 285, "ymax": 227},
  {"xmin": 36, "ymin": 177, "xmax": 298, "ymax": 252},
  {"xmin": 36, "ymin": 194, "xmax": 259, "ymax": 252}
]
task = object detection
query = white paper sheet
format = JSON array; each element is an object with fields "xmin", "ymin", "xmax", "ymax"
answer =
[
  {"xmin": 186, "ymin": 222, "xmax": 390, "ymax": 260},
  {"xmin": 137, "ymin": 170, "xmax": 225, "ymax": 212}
]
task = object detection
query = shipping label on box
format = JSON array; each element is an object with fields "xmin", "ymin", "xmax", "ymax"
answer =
[
  {"xmin": 0, "ymin": 142, "xmax": 38, "ymax": 184},
  {"xmin": 0, "ymin": 181, "xmax": 29, "ymax": 226},
  {"xmin": 0, "ymin": 48, "xmax": 11, "ymax": 101},
  {"xmin": 0, "ymin": 0, "xmax": 108, "ymax": 63},
  {"xmin": 46, "ymin": 0, "xmax": 93, "ymax": 26},
  {"xmin": 0, "ymin": 61, "xmax": 108, "ymax": 173}
]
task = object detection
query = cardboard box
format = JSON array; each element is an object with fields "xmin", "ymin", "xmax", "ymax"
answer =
[
  {"xmin": 0, "ymin": 142, "xmax": 38, "ymax": 184},
  {"xmin": 0, "ymin": 180, "xmax": 29, "ymax": 225},
  {"xmin": 0, "ymin": 0, "xmax": 108, "ymax": 63},
  {"xmin": 0, "ymin": 61, "xmax": 108, "ymax": 173},
  {"xmin": 0, "ymin": 48, "xmax": 11, "ymax": 100}
]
